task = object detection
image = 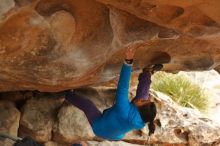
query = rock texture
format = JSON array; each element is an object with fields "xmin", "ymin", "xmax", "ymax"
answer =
[
  {"xmin": 53, "ymin": 104, "xmax": 94, "ymax": 144},
  {"xmin": 143, "ymin": 91, "xmax": 220, "ymax": 146},
  {"xmin": 19, "ymin": 97, "xmax": 63, "ymax": 142},
  {"xmin": 87, "ymin": 141, "xmax": 144, "ymax": 146},
  {"xmin": 0, "ymin": 0, "xmax": 220, "ymax": 91},
  {"xmin": 45, "ymin": 141, "xmax": 144, "ymax": 146},
  {"xmin": 44, "ymin": 141, "xmax": 66, "ymax": 146},
  {"xmin": 0, "ymin": 87, "xmax": 220, "ymax": 145},
  {"xmin": 0, "ymin": 101, "xmax": 20, "ymax": 146}
]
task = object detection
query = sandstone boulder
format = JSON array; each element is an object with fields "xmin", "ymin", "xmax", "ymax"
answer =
[
  {"xmin": 87, "ymin": 141, "xmax": 144, "ymax": 146},
  {"xmin": 53, "ymin": 104, "xmax": 94, "ymax": 144},
  {"xmin": 44, "ymin": 141, "xmax": 66, "ymax": 146},
  {"xmin": 1, "ymin": 86, "xmax": 220, "ymax": 145},
  {"xmin": 0, "ymin": 0, "xmax": 15, "ymax": 19},
  {"xmin": 127, "ymin": 91, "xmax": 220, "ymax": 146},
  {"xmin": 19, "ymin": 97, "xmax": 64, "ymax": 142},
  {"xmin": 0, "ymin": 0, "xmax": 220, "ymax": 91},
  {"xmin": 0, "ymin": 100, "xmax": 20, "ymax": 146}
]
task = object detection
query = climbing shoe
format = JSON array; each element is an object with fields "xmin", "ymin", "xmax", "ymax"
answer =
[
  {"xmin": 152, "ymin": 64, "xmax": 163, "ymax": 72},
  {"xmin": 143, "ymin": 64, "xmax": 163, "ymax": 74}
]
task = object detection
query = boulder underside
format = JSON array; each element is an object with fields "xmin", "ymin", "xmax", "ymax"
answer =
[{"xmin": 1, "ymin": 0, "xmax": 220, "ymax": 91}]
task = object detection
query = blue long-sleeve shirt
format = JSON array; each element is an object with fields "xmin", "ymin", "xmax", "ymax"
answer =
[{"xmin": 92, "ymin": 63, "xmax": 145, "ymax": 140}]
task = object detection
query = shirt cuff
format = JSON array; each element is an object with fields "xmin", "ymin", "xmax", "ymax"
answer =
[
  {"xmin": 125, "ymin": 59, "xmax": 133, "ymax": 64},
  {"xmin": 124, "ymin": 60, "xmax": 133, "ymax": 66}
]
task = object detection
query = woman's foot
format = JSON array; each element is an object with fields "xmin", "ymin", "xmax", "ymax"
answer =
[{"xmin": 143, "ymin": 64, "xmax": 163, "ymax": 74}]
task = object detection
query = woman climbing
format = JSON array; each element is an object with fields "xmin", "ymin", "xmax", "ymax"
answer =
[{"xmin": 65, "ymin": 42, "xmax": 163, "ymax": 140}]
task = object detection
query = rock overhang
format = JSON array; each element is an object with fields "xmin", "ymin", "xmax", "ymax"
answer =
[{"xmin": 0, "ymin": 0, "xmax": 220, "ymax": 91}]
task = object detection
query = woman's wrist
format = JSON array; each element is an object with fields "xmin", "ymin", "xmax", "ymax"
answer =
[{"xmin": 125, "ymin": 59, "xmax": 133, "ymax": 64}]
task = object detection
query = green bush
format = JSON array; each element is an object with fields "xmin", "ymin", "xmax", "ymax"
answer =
[{"xmin": 151, "ymin": 72, "xmax": 209, "ymax": 112}]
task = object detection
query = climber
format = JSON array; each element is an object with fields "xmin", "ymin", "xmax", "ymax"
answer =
[{"xmin": 65, "ymin": 42, "xmax": 163, "ymax": 140}]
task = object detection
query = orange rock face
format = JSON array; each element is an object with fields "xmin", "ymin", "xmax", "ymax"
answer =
[{"xmin": 0, "ymin": 0, "xmax": 220, "ymax": 91}]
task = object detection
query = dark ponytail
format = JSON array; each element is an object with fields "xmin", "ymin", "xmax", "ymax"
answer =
[
  {"xmin": 148, "ymin": 121, "xmax": 155, "ymax": 136},
  {"xmin": 138, "ymin": 102, "xmax": 157, "ymax": 136}
]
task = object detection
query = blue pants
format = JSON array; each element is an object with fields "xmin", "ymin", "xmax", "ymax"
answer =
[{"xmin": 65, "ymin": 72, "xmax": 151, "ymax": 125}]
